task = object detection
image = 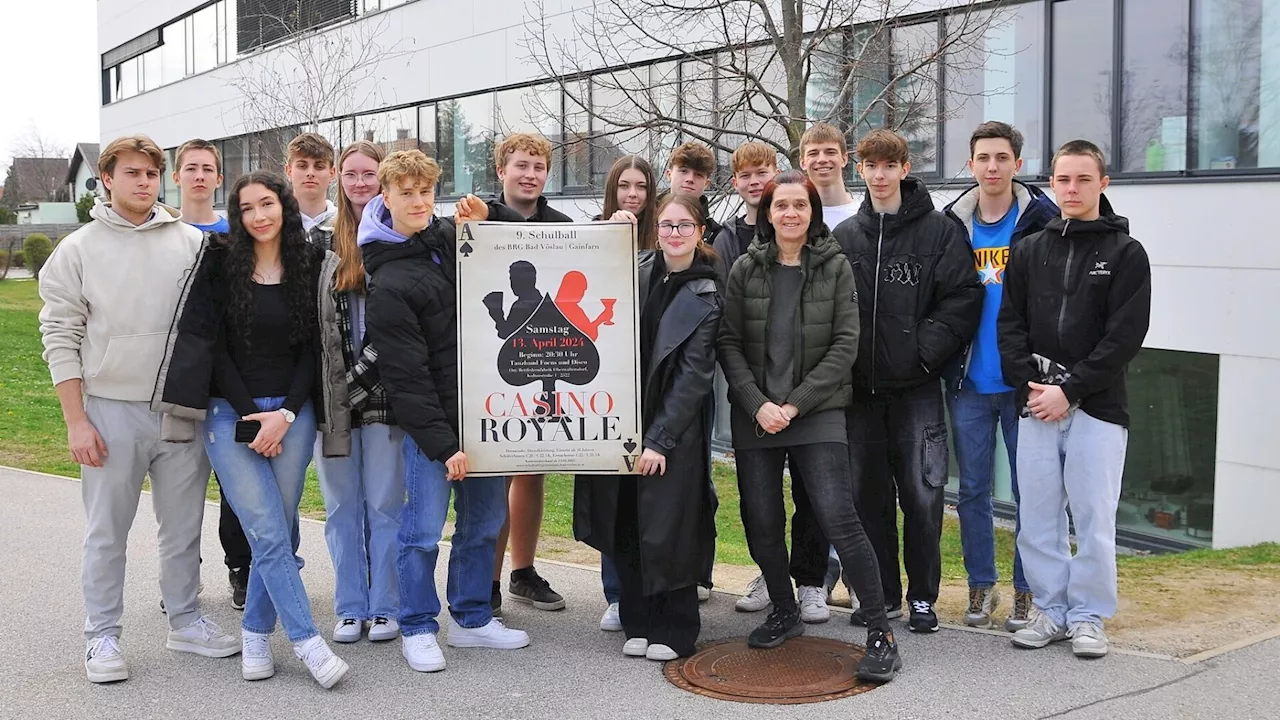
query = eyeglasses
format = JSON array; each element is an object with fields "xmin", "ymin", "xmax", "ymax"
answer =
[
  {"xmin": 657, "ymin": 222, "xmax": 699, "ymax": 237},
  {"xmin": 341, "ymin": 171, "xmax": 379, "ymax": 184}
]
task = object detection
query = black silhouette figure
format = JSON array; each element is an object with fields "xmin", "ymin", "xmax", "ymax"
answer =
[{"xmin": 486, "ymin": 261, "xmax": 602, "ymax": 416}]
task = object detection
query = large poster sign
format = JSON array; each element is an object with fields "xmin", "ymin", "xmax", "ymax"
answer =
[{"xmin": 456, "ymin": 221, "xmax": 642, "ymax": 475}]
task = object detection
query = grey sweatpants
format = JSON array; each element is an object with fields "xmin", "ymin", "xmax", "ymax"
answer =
[{"xmin": 82, "ymin": 396, "xmax": 211, "ymax": 640}]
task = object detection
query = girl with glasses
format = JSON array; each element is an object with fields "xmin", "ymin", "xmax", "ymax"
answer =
[{"xmin": 576, "ymin": 194, "xmax": 722, "ymax": 661}]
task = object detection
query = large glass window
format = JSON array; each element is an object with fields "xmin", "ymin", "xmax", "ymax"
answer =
[
  {"xmin": 161, "ymin": 20, "xmax": 187, "ymax": 85},
  {"xmin": 355, "ymin": 108, "xmax": 418, "ymax": 155},
  {"xmin": 191, "ymin": 5, "xmax": 219, "ymax": 75},
  {"xmin": 141, "ymin": 49, "xmax": 163, "ymax": 93},
  {"xmin": 118, "ymin": 57, "xmax": 139, "ymax": 100},
  {"xmin": 438, "ymin": 93, "xmax": 497, "ymax": 196},
  {"xmin": 1052, "ymin": 0, "xmax": 1114, "ymax": 159},
  {"xmin": 418, "ymin": 104, "xmax": 438, "ymax": 158},
  {"xmin": 1191, "ymin": 0, "xmax": 1280, "ymax": 170},
  {"xmin": 222, "ymin": 137, "xmax": 247, "ymax": 199},
  {"xmin": 161, "ymin": 149, "xmax": 181, "ymax": 208},
  {"xmin": 563, "ymin": 79, "xmax": 592, "ymax": 190},
  {"xmin": 495, "ymin": 84, "xmax": 563, "ymax": 193},
  {"xmin": 1120, "ymin": 349, "xmax": 1219, "ymax": 546},
  {"xmin": 944, "ymin": 3, "xmax": 1046, "ymax": 177},
  {"xmin": 891, "ymin": 22, "xmax": 940, "ymax": 174},
  {"xmin": 649, "ymin": 62, "xmax": 682, "ymax": 170},
  {"xmin": 1120, "ymin": 0, "xmax": 1190, "ymax": 172},
  {"xmin": 592, "ymin": 71, "xmax": 652, "ymax": 187}
]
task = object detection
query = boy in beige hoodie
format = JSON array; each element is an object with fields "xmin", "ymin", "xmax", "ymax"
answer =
[{"xmin": 38, "ymin": 135, "xmax": 239, "ymax": 684}]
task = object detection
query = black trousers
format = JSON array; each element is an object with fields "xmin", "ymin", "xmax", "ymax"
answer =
[
  {"xmin": 216, "ymin": 474, "xmax": 252, "ymax": 570},
  {"xmin": 787, "ymin": 463, "xmax": 833, "ymax": 588},
  {"xmin": 736, "ymin": 443, "xmax": 889, "ymax": 632},
  {"xmin": 848, "ymin": 383, "xmax": 948, "ymax": 606},
  {"xmin": 612, "ymin": 478, "xmax": 701, "ymax": 657}
]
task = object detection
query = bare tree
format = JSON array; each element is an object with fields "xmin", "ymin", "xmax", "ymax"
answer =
[
  {"xmin": 3, "ymin": 125, "xmax": 70, "ymax": 205},
  {"xmin": 520, "ymin": 0, "xmax": 1011, "ymax": 186},
  {"xmin": 223, "ymin": 5, "xmax": 414, "ymax": 169}
]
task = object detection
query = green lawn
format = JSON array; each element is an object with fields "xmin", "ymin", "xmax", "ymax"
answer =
[{"xmin": 4, "ymin": 276, "xmax": 1277, "ymax": 584}]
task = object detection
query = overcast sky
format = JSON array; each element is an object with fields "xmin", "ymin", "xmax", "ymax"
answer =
[{"xmin": 1, "ymin": 0, "xmax": 100, "ymax": 173}]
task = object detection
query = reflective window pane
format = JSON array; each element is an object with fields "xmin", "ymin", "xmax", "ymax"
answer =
[
  {"xmin": 1051, "ymin": 0, "xmax": 1114, "ymax": 159},
  {"xmin": 223, "ymin": 0, "xmax": 237, "ymax": 63},
  {"xmin": 438, "ymin": 93, "xmax": 497, "ymax": 196},
  {"xmin": 1120, "ymin": 0, "xmax": 1189, "ymax": 172},
  {"xmin": 592, "ymin": 71, "xmax": 651, "ymax": 187},
  {"xmin": 162, "ymin": 149, "xmax": 181, "ymax": 208},
  {"xmin": 141, "ymin": 49, "xmax": 162, "ymax": 93},
  {"xmin": 418, "ymin": 104, "xmax": 438, "ymax": 159},
  {"xmin": 1120, "ymin": 349, "xmax": 1219, "ymax": 546},
  {"xmin": 649, "ymin": 62, "xmax": 682, "ymax": 170},
  {"xmin": 161, "ymin": 20, "xmax": 187, "ymax": 85},
  {"xmin": 563, "ymin": 80, "xmax": 591, "ymax": 189},
  {"xmin": 223, "ymin": 137, "xmax": 247, "ymax": 200},
  {"xmin": 119, "ymin": 58, "xmax": 138, "ymax": 100},
  {"xmin": 495, "ymin": 84, "xmax": 562, "ymax": 193},
  {"xmin": 891, "ymin": 22, "xmax": 939, "ymax": 173},
  {"xmin": 944, "ymin": 4, "xmax": 1045, "ymax": 177},
  {"xmin": 354, "ymin": 108, "xmax": 418, "ymax": 156},
  {"xmin": 1191, "ymin": 0, "xmax": 1280, "ymax": 170},
  {"xmin": 192, "ymin": 5, "xmax": 218, "ymax": 74}
]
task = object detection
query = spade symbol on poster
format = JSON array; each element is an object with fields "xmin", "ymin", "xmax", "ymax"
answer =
[{"xmin": 486, "ymin": 261, "xmax": 613, "ymax": 416}]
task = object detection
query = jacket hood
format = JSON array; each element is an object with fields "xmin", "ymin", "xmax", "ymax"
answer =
[
  {"xmin": 856, "ymin": 175, "xmax": 935, "ymax": 233},
  {"xmin": 303, "ymin": 200, "xmax": 337, "ymax": 230},
  {"xmin": 357, "ymin": 195, "xmax": 411, "ymax": 247},
  {"xmin": 1045, "ymin": 194, "xmax": 1129, "ymax": 237},
  {"xmin": 944, "ymin": 179, "xmax": 1052, "ymax": 231},
  {"xmin": 745, "ymin": 228, "xmax": 844, "ymax": 268},
  {"xmin": 90, "ymin": 197, "xmax": 183, "ymax": 231}
]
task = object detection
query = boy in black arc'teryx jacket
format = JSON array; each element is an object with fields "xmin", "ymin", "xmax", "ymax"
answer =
[
  {"xmin": 997, "ymin": 140, "xmax": 1151, "ymax": 660},
  {"xmin": 832, "ymin": 130, "xmax": 983, "ymax": 633}
]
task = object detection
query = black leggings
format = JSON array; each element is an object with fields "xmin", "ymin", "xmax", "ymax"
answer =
[{"xmin": 736, "ymin": 442, "xmax": 889, "ymax": 632}]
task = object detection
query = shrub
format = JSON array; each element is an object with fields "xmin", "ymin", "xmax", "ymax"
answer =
[
  {"xmin": 75, "ymin": 193, "xmax": 96, "ymax": 223},
  {"xmin": 23, "ymin": 234, "xmax": 53, "ymax": 280}
]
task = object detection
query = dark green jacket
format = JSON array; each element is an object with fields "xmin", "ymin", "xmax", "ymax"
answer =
[{"xmin": 717, "ymin": 231, "xmax": 859, "ymax": 418}]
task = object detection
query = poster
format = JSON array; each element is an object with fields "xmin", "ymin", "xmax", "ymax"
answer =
[{"xmin": 455, "ymin": 220, "xmax": 642, "ymax": 475}]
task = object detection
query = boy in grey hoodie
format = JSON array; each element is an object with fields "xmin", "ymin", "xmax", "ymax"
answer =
[{"xmin": 38, "ymin": 135, "xmax": 239, "ymax": 684}]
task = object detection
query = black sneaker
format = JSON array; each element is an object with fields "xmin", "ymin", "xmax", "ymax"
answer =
[
  {"xmin": 229, "ymin": 567, "xmax": 248, "ymax": 611},
  {"xmin": 849, "ymin": 603, "xmax": 903, "ymax": 626},
  {"xmin": 509, "ymin": 567, "xmax": 566, "ymax": 611},
  {"xmin": 908, "ymin": 600, "xmax": 939, "ymax": 633},
  {"xmin": 747, "ymin": 606, "xmax": 804, "ymax": 649},
  {"xmin": 856, "ymin": 628, "xmax": 903, "ymax": 683},
  {"xmin": 491, "ymin": 580, "xmax": 503, "ymax": 616}
]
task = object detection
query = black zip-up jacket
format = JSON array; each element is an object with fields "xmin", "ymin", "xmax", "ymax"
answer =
[
  {"xmin": 997, "ymin": 195, "xmax": 1151, "ymax": 427},
  {"xmin": 710, "ymin": 214, "xmax": 755, "ymax": 281},
  {"xmin": 833, "ymin": 176, "xmax": 983, "ymax": 392}
]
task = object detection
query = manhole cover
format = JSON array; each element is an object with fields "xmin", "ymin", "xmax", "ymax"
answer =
[{"xmin": 663, "ymin": 636, "xmax": 881, "ymax": 704}]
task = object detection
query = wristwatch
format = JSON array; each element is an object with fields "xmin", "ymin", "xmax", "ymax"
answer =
[{"xmin": 278, "ymin": 408, "xmax": 297, "ymax": 424}]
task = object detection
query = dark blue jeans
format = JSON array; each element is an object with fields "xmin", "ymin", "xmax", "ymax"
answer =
[
  {"xmin": 736, "ymin": 442, "xmax": 889, "ymax": 632},
  {"xmin": 397, "ymin": 436, "xmax": 507, "ymax": 636},
  {"xmin": 947, "ymin": 388, "xmax": 1029, "ymax": 592}
]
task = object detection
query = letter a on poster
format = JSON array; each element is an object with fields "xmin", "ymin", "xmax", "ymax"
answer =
[{"xmin": 456, "ymin": 221, "xmax": 642, "ymax": 475}]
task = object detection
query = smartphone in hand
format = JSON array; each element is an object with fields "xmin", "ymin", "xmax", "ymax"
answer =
[{"xmin": 234, "ymin": 420, "xmax": 261, "ymax": 443}]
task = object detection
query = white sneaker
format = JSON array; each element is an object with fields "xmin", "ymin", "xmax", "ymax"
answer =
[
  {"xmin": 241, "ymin": 631, "xmax": 274, "ymax": 681},
  {"xmin": 735, "ymin": 575, "xmax": 771, "ymax": 613},
  {"xmin": 446, "ymin": 617, "xmax": 530, "ymax": 650},
  {"xmin": 599, "ymin": 603, "xmax": 623, "ymax": 632},
  {"xmin": 368, "ymin": 617, "xmax": 400, "ymax": 642},
  {"xmin": 798, "ymin": 585, "xmax": 830, "ymax": 624},
  {"xmin": 402, "ymin": 633, "xmax": 446, "ymax": 673},
  {"xmin": 646, "ymin": 643, "xmax": 678, "ymax": 661},
  {"xmin": 84, "ymin": 636, "xmax": 128, "ymax": 683},
  {"xmin": 333, "ymin": 618, "xmax": 362, "ymax": 643},
  {"xmin": 293, "ymin": 635, "xmax": 349, "ymax": 689},
  {"xmin": 166, "ymin": 616, "xmax": 240, "ymax": 658},
  {"xmin": 623, "ymin": 637, "xmax": 649, "ymax": 657},
  {"xmin": 1011, "ymin": 611, "xmax": 1068, "ymax": 649},
  {"xmin": 1069, "ymin": 621, "xmax": 1109, "ymax": 658},
  {"xmin": 697, "ymin": 585, "xmax": 711, "ymax": 603}
]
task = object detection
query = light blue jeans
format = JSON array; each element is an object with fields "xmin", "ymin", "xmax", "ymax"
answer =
[
  {"xmin": 316, "ymin": 424, "xmax": 405, "ymax": 620},
  {"xmin": 204, "ymin": 396, "xmax": 318, "ymax": 643},
  {"xmin": 1016, "ymin": 409, "xmax": 1127, "ymax": 627},
  {"xmin": 398, "ymin": 436, "xmax": 508, "ymax": 636}
]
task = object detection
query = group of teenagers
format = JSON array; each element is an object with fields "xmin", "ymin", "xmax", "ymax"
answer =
[{"xmin": 39, "ymin": 116, "xmax": 1150, "ymax": 691}]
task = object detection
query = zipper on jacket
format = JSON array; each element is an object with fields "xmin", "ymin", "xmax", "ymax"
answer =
[
  {"xmin": 1057, "ymin": 221, "xmax": 1074, "ymax": 344},
  {"xmin": 870, "ymin": 214, "xmax": 885, "ymax": 394},
  {"xmin": 793, "ymin": 249, "xmax": 808, "ymax": 391}
]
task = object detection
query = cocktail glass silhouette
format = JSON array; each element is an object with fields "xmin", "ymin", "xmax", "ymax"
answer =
[{"xmin": 601, "ymin": 298, "xmax": 617, "ymax": 326}]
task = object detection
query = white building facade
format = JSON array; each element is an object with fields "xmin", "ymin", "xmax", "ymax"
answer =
[{"xmin": 97, "ymin": 0, "xmax": 1280, "ymax": 550}]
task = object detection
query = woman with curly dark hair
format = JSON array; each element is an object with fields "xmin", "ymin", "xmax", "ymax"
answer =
[{"xmin": 153, "ymin": 170, "xmax": 352, "ymax": 689}]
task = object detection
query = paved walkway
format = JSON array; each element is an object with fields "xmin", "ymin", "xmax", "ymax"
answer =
[{"xmin": 0, "ymin": 466, "xmax": 1273, "ymax": 720}]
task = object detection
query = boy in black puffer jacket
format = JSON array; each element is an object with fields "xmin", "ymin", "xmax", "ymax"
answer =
[{"xmin": 833, "ymin": 130, "xmax": 983, "ymax": 635}]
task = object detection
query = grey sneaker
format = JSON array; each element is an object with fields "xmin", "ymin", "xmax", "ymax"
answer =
[
  {"xmin": 1011, "ymin": 610, "xmax": 1067, "ymax": 649},
  {"xmin": 964, "ymin": 587, "xmax": 1000, "ymax": 629},
  {"xmin": 1006, "ymin": 591, "xmax": 1034, "ymax": 632},
  {"xmin": 735, "ymin": 575, "xmax": 771, "ymax": 613},
  {"xmin": 798, "ymin": 585, "xmax": 830, "ymax": 624},
  {"xmin": 166, "ymin": 616, "xmax": 240, "ymax": 658},
  {"xmin": 1069, "ymin": 621, "xmax": 1109, "ymax": 658}
]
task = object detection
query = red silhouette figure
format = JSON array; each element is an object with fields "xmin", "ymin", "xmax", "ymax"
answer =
[{"xmin": 554, "ymin": 271, "xmax": 615, "ymax": 341}]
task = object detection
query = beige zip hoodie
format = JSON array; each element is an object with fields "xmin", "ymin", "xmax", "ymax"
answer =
[{"xmin": 38, "ymin": 199, "xmax": 204, "ymax": 402}]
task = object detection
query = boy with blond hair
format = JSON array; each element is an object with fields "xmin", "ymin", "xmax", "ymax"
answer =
[{"xmin": 360, "ymin": 150, "xmax": 531, "ymax": 673}]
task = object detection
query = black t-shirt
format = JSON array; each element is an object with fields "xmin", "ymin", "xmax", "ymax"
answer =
[{"xmin": 214, "ymin": 283, "xmax": 315, "ymax": 417}]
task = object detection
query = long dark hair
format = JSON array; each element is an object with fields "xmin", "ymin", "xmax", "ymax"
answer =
[
  {"xmin": 225, "ymin": 171, "xmax": 315, "ymax": 347},
  {"xmin": 655, "ymin": 194, "xmax": 720, "ymax": 266},
  {"xmin": 757, "ymin": 170, "xmax": 826, "ymax": 244},
  {"xmin": 602, "ymin": 155, "xmax": 658, "ymax": 250}
]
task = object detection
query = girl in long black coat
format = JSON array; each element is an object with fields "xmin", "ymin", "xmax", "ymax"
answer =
[{"xmin": 574, "ymin": 195, "xmax": 723, "ymax": 661}]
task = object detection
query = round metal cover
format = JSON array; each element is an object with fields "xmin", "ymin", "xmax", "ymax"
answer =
[{"xmin": 663, "ymin": 636, "xmax": 881, "ymax": 704}]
